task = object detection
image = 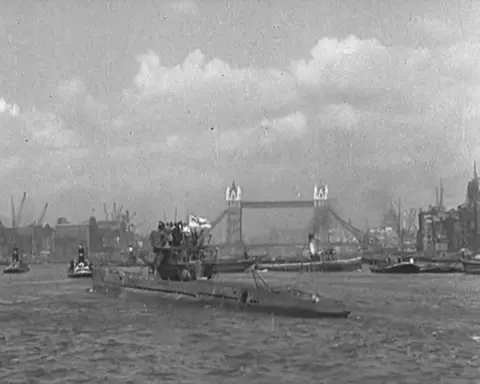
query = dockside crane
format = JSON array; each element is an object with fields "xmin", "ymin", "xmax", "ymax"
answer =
[
  {"xmin": 405, "ymin": 208, "xmax": 417, "ymax": 235},
  {"xmin": 10, "ymin": 196, "xmax": 15, "ymax": 229},
  {"xmin": 37, "ymin": 203, "xmax": 48, "ymax": 227},
  {"xmin": 103, "ymin": 204, "xmax": 109, "ymax": 221},
  {"xmin": 15, "ymin": 192, "xmax": 27, "ymax": 227}
]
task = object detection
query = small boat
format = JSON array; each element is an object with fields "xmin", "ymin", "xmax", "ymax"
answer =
[
  {"xmin": 91, "ymin": 265, "xmax": 350, "ymax": 319},
  {"xmin": 461, "ymin": 258, "xmax": 480, "ymax": 274},
  {"xmin": 419, "ymin": 263, "xmax": 463, "ymax": 274},
  {"xmin": 256, "ymin": 257, "xmax": 362, "ymax": 272},
  {"xmin": 68, "ymin": 244, "xmax": 93, "ymax": 278},
  {"xmin": 3, "ymin": 261, "xmax": 30, "ymax": 274},
  {"xmin": 3, "ymin": 246, "xmax": 29, "ymax": 274},
  {"xmin": 67, "ymin": 261, "xmax": 93, "ymax": 278},
  {"xmin": 204, "ymin": 260, "xmax": 256, "ymax": 274},
  {"xmin": 370, "ymin": 261, "xmax": 420, "ymax": 274}
]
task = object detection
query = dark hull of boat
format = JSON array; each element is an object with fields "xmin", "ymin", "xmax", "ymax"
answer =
[
  {"xmin": 256, "ymin": 257, "xmax": 362, "ymax": 272},
  {"xmin": 67, "ymin": 270, "xmax": 93, "ymax": 278},
  {"xmin": 114, "ymin": 260, "xmax": 146, "ymax": 267},
  {"xmin": 419, "ymin": 263, "xmax": 464, "ymax": 274},
  {"xmin": 461, "ymin": 259, "xmax": 480, "ymax": 274},
  {"xmin": 92, "ymin": 266, "xmax": 350, "ymax": 319},
  {"xmin": 370, "ymin": 263, "xmax": 420, "ymax": 274},
  {"xmin": 3, "ymin": 264, "xmax": 30, "ymax": 274},
  {"xmin": 207, "ymin": 260, "xmax": 255, "ymax": 274}
]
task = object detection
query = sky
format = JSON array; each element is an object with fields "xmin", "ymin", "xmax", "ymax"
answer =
[{"xmin": 0, "ymin": 0, "xmax": 479, "ymax": 234}]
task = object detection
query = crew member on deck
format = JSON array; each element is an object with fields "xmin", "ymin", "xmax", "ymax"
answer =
[
  {"xmin": 78, "ymin": 244, "xmax": 86, "ymax": 264},
  {"xmin": 128, "ymin": 244, "xmax": 136, "ymax": 263},
  {"xmin": 12, "ymin": 247, "xmax": 19, "ymax": 264}
]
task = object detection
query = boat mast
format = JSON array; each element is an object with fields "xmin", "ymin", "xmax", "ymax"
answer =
[
  {"xmin": 397, "ymin": 197, "xmax": 402, "ymax": 250},
  {"xmin": 431, "ymin": 214, "xmax": 436, "ymax": 258},
  {"xmin": 474, "ymin": 200, "xmax": 478, "ymax": 253}
]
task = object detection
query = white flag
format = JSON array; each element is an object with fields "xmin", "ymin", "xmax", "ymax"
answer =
[{"xmin": 188, "ymin": 215, "xmax": 212, "ymax": 229}]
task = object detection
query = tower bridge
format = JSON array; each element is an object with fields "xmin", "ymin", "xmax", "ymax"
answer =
[{"xmin": 206, "ymin": 181, "xmax": 364, "ymax": 247}]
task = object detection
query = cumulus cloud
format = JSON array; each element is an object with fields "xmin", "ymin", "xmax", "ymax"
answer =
[
  {"xmin": 0, "ymin": 97, "xmax": 20, "ymax": 117},
  {"xmin": 115, "ymin": 34, "xmax": 480, "ymax": 223},
  {"xmin": 3, "ymin": 30, "xmax": 480, "ymax": 227},
  {"xmin": 260, "ymin": 111, "xmax": 307, "ymax": 139},
  {"xmin": 22, "ymin": 108, "xmax": 76, "ymax": 149},
  {"xmin": 117, "ymin": 49, "xmax": 298, "ymax": 139},
  {"xmin": 289, "ymin": 35, "xmax": 394, "ymax": 98}
]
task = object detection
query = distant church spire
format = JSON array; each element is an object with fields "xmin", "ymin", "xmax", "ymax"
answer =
[{"xmin": 439, "ymin": 178, "xmax": 444, "ymax": 210}]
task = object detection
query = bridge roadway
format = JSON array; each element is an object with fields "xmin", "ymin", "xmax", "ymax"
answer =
[
  {"xmin": 239, "ymin": 200, "xmax": 315, "ymax": 209},
  {"xmin": 208, "ymin": 242, "xmax": 360, "ymax": 248}
]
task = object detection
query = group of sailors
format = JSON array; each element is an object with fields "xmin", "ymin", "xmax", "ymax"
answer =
[
  {"xmin": 150, "ymin": 221, "xmax": 207, "ymax": 250},
  {"xmin": 385, "ymin": 255, "xmax": 415, "ymax": 266},
  {"xmin": 146, "ymin": 220, "xmax": 213, "ymax": 280}
]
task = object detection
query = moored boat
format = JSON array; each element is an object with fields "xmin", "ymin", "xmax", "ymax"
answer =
[
  {"xmin": 91, "ymin": 265, "xmax": 351, "ymax": 319},
  {"xmin": 461, "ymin": 258, "xmax": 480, "ymax": 274},
  {"xmin": 370, "ymin": 261, "xmax": 420, "ymax": 274},
  {"xmin": 419, "ymin": 263, "xmax": 464, "ymax": 273},
  {"xmin": 204, "ymin": 260, "xmax": 256, "ymax": 274},
  {"xmin": 256, "ymin": 256, "xmax": 362, "ymax": 272}
]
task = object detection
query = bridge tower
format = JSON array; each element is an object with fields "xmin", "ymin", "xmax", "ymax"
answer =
[
  {"xmin": 313, "ymin": 182, "xmax": 330, "ymax": 242},
  {"xmin": 225, "ymin": 181, "xmax": 242, "ymax": 244}
]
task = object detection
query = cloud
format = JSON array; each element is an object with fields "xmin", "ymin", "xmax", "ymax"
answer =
[
  {"xmin": 4, "ymin": 31, "xmax": 480, "ymax": 228},
  {"xmin": 0, "ymin": 97, "xmax": 20, "ymax": 117},
  {"xmin": 22, "ymin": 108, "xmax": 76, "ymax": 149},
  {"xmin": 112, "ymin": 35, "xmax": 480, "ymax": 224},
  {"xmin": 289, "ymin": 35, "xmax": 394, "ymax": 98},
  {"xmin": 260, "ymin": 111, "xmax": 307, "ymax": 139},
  {"xmin": 117, "ymin": 49, "xmax": 298, "ymax": 140}
]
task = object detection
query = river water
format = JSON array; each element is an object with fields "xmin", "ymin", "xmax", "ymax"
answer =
[{"xmin": 1, "ymin": 265, "xmax": 479, "ymax": 383}]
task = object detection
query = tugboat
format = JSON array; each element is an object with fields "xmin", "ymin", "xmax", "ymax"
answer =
[
  {"xmin": 67, "ymin": 244, "xmax": 93, "ymax": 278},
  {"xmin": 3, "ymin": 247, "xmax": 30, "ymax": 274},
  {"xmin": 92, "ymin": 221, "xmax": 351, "ymax": 319},
  {"xmin": 256, "ymin": 234, "xmax": 362, "ymax": 272},
  {"xmin": 460, "ymin": 249, "xmax": 480, "ymax": 274}
]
